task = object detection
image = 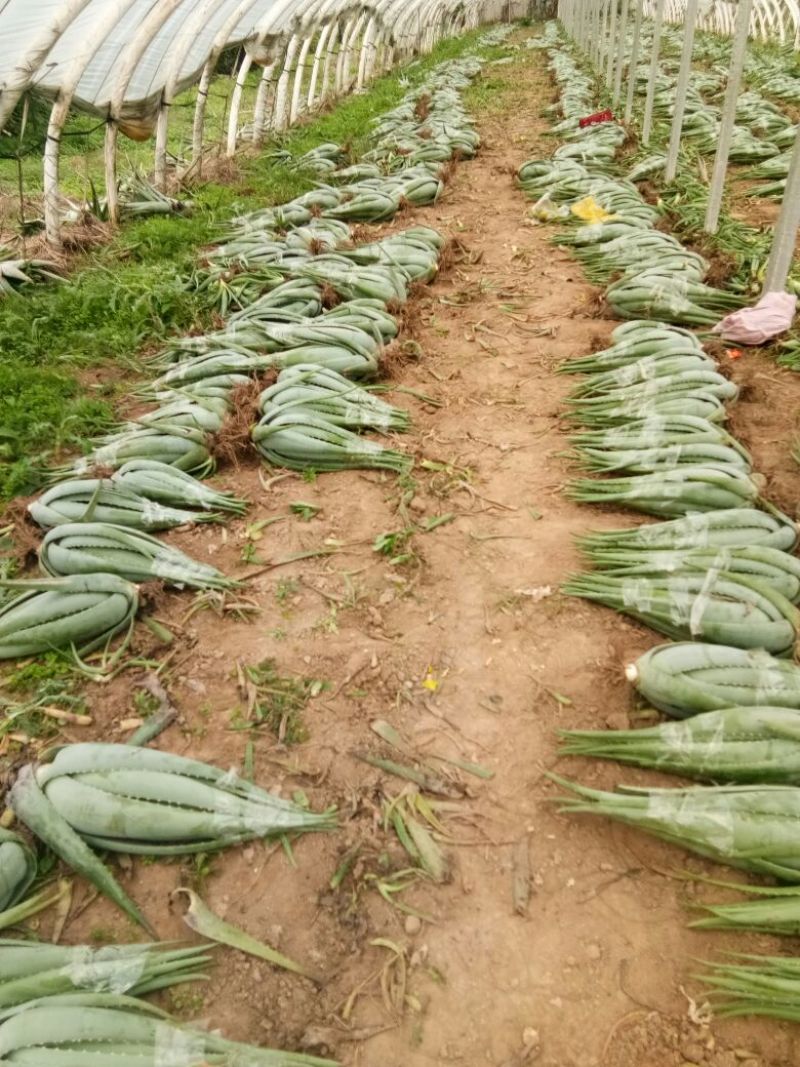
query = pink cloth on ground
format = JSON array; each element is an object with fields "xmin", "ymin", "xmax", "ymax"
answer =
[{"xmin": 711, "ymin": 291, "xmax": 797, "ymax": 345}]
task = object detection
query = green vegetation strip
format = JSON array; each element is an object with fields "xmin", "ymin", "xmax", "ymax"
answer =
[{"xmin": 0, "ymin": 29, "xmax": 504, "ymax": 505}]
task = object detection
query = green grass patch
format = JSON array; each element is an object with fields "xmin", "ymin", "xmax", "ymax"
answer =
[
  {"xmin": 0, "ymin": 27, "xmax": 501, "ymax": 509},
  {"xmin": 0, "ymin": 59, "xmax": 262, "ymax": 202},
  {"xmin": 0, "ymin": 652, "xmax": 86, "ymax": 742},
  {"xmin": 0, "ymin": 364, "xmax": 113, "ymax": 499}
]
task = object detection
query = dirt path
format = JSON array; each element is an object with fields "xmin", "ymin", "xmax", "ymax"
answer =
[{"xmin": 38, "ymin": 41, "xmax": 800, "ymax": 1067}]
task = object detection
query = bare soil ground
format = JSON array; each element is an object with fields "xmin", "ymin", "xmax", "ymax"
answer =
[{"xmin": 6, "ymin": 40, "xmax": 800, "ymax": 1067}]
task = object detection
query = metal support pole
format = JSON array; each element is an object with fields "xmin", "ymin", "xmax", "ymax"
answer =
[
  {"xmin": 588, "ymin": 0, "xmax": 596, "ymax": 50},
  {"xmin": 641, "ymin": 0, "xmax": 665, "ymax": 145},
  {"xmin": 599, "ymin": 0, "xmax": 611, "ymax": 70},
  {"xmin": 664, "ymin": 0, "xmax": 699, "ymax": 181},
  {"xmin": 575, "ymin": 0, "xmax": 585, "ymax": 49},
  {"xmin": 290, "ymin": 35, "xmax": 313, "ymax": 122},
  {"xmin": 104, "ymin": 121, "xmax": 119, "ymax": 225},
  {"xmin": 763, "ymin": 124, "xmax": 800, "ymax": 293},
  {"xmin": 583, "ymin": 0, "xmax": 592, "ymax": 50},
  {"xmin": 624, "ymin": 0, "xmax": 642, "ymax": 121},
  {"xmin": 605, "ymin": 0, "xmax": 618, "ymax": 87},
  {"xmin": 192, "ymin": 59, "xmax": 213, "ymax": 165},
  {"xmin": 588, "ymin": 0, "xmax": 599, "ymax": 65},
  {"xmin": 612, "ymin": 0, "xmax": 630, "ymax": 106},
  {"xmin": 253, "ymin": 61, "xmax": 276, "ymax": 145},
  {"xmin": 704, "ymin": 0, "xmax": 753, "ymax": 232},
  {"xmin": 274, "ymin": 34, "xmax": 299, "ymax": 131},
  {"xmin": 307, "ymin": 25, "xmax": 331, "ymax": 109},
  {"xmin": 226, "ymin": 51, "xmax": 253, "ymax": 156}
]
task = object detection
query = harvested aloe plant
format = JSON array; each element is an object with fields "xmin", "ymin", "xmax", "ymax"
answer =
[
  {"xmin": 0, "ymin": 830, "xmax": 35, "ymax": 915},
  {"xmin": 551, "ymin": 774, "xmax": 800, "ymax": 881},
  {"xmin": 0, "ymin": 574, "xmax": 138, "ymax": 660},
  {"xmin": 40, "ymin": 523, "xmax": 238, "ymax": 591},
  {"xmin": 626, "ymin": 642, "xmax": 800, "ymax": 718},
  {"xmin": 0, "ymin": 993, "xmax": 339, "ymax": 1065},
  {"xmin": 562, "ymin": 570, "xmax": 800, "ymax": 654},
  {"xmin": 10, "ymin": 744, "xmax": 336, "ymax": 928},
  {"xmin": 559, "ymin": 706, "xmax": 800, "ymax": 783},
  {"xmin": 0, "ymin": 940, "xmax": 211, "ymax": 1006}
]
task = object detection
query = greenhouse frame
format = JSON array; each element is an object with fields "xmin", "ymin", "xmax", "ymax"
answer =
[{"xmin": 0, "ymin": 0, "xmax": 515, "ymax": 243}]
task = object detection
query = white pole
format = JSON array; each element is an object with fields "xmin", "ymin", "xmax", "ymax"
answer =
[
  {"xmin": 587, "ymin": 0, "xmax": 597, "ymax": 64},
  {"xmin": 153, "ymin": 0, "xmax": 228, "ymax": 188},
  {"xmin": 192, "ymin": 59, "xmax": 214, "ymax": 165},
  {"xmin": 42, "ymin": 0, "xmax": 140, "ymax": 247},
  {"xmin": 595, "ymin": 0, "xmax": 608, "ymax": 68},
  {"xmin": 357, "ymin": 17, "xmax": 378, "ymax": 89},
  {"xmin": 605, "ymin": 0, "xmax": 618, "ymax": 86},
  {"xmin": 341, "ymin": 14, "xmax": 367, "ymax": 93},
  {"xmin": 104, "ymin": 0, "xmax": 186, "ymax": 223},
  {"xmin": 612, "ymin": 0, "xmax": 630, "ymax": 106},
  {"xmin": 664, "ymin": 0, "xmax": 700, "ymax": 181},
  {"xmin": 641, "ymin": 0, "xmax": 665, "ymax": 145},
  {"xmin": 584, "ymin": 1, "xmax": 594, "ymax": 60},
  {"xmin": 763, "ymin": 124, "xmax": 800, "ymax": 293},
  {"xmin": 624, "ymin": 0, "xmax": 643, "ymax": 122},
  {"xmin": 226, "ymin": 51, "xmax": 254, "ymax": 156},
  {"xmin": 364, "ymin": 24, "xmax": 383, "ymax": 82},
  {"xmin": 290, "ymin": 35, "xmax": 314, "ymax": 123},
  {"xmin": 273, "ymin": 35, "xmax": 300, "ymax": 130},
  {"xmin": 321, "ymin": 22, "xmax": 339, "ymax": 101},
  {"xmin": 704, "ymin": 0, "xmax": 753, "ymax": 232},
  {"xmin": 307, "ymin": 23, "xmax": 333, "ymax": 109},
  {"xmin": 104, "ymin": 122, "xmax": 120, "ymax": 226},
  {"xmin": 153, "ymin": 101, "xmax": 170, "ymax": 190},
  {"xmin": 191, "ymin": 0, "xmax": 264, "ymax": 165},
  {"xmin": 335, "ymin": 18, "xmax": 358, "ymax": 93},
  {"xmin": 253, "ymin": 62, "xmax": 277, "ymax": 145}
]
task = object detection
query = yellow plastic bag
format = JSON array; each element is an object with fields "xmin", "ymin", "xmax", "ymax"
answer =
[{"xmin": 570, "ymin": 196, "xmax": 617, "ymax": 224}]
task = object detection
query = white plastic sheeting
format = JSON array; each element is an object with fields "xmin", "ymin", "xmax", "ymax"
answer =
[
  {"xmin": 0, "ymin": 0, "xmax": 510, "ymax": 243},
  {"xmin": 0, "ymin": 0, "xmax": 499, "ymax": 124}
]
